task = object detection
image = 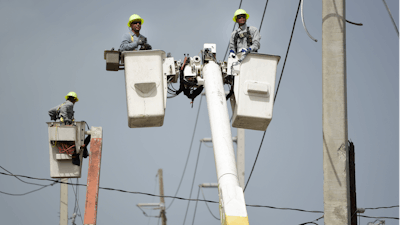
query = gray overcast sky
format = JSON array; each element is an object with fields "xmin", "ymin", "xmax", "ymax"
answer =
[{"xmin": 0, "ymin": 0, "xmax": 398, "ymax": 224}]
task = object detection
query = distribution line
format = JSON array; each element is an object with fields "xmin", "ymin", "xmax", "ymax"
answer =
[
  {"xmin": 0, "ymin": 171, "xmax": 325, "ymax": 214},
  {"xmin": 223, "ymin": 0, "xmax": 244, "ymax": 61},
  {"xmin": 70, "ymin": 178, "xmax": 84, "ymax": 225},
  {"xmin": 191, "ymin": 187, "xmax": 201, "ymax": 225},
  {"xmin": 182, "ymin": 142, "xmax": 202, "ymax": 225},
  {"xmin": 244, "ymin": 0, "xmax": 302, "ymax": 192},
  {"xmin": 200, "ymin": 186, "xmax": 220, "ymax": 220},
  {"xmin": 1, "ymin": 172, "xmax": 397, "ymax": 217},
  {"xmin": 166, "ymin": 96, "xmax": 203, "ymax": 210},
  {"xmin": 360, "ymin": 215, "xmax": 398, "ymax": 220},
  {"xmin": 258, "ymin": 0, "xmax": 269, "ymax": 32}
]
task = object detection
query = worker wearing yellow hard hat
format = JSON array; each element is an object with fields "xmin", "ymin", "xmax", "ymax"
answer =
[
  {"xmin": 229, "ymin": 9, "xmax": 261, "ymax": 58},
  {"xmin": 48, "ymin": 91, "xmax": 79, "ymax": 125},
  {"xmin": 120, "ymin": 14, "xmax": 152, "ymax": 51}
]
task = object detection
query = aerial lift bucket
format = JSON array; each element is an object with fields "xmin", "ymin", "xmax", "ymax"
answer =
[
  {"xmin": 47, "ymin": 121, "xmax": 86, "ymax": 178},
  {"xmin": 122, "ymin": 50, "xmax": 168, "ymax": 128},
  {"xmin": 230, "ymin": 53, "xmax": 281, "ymax": 131}
]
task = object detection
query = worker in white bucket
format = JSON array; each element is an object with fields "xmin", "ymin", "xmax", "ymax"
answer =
[
  {"xmin": 120, "ymin": 14, "xmax": 152, "ymax": 51},
  {"xmin": 228, "ymin": 9, "xmax": 261, "ymax": 58},
  {"xmin": 48, "ymin": 91, "xmax": 78, "ymax": 125}
]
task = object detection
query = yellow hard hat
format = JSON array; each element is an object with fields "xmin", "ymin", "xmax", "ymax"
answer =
[
  {"xmin": 127, "ymin": 14, "xmax": 144, "ymax": 27},
  {"xmin": 233, "ymin": 9, "xmax": 249, "ymax": 22},
  {"xmin": 65, "ymin": 91, "xmax": 79, "ymax": 102}
]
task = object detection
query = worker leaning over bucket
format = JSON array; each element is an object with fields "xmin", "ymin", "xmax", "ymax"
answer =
[
  {"xmin": 120, "ymin": 14, "xmax": 152, "ymax": 51},
  {"xmin": 48, "ymin": 92, "xmax": 78, "ymax": 125},
  {"xmin": 229, "ymin": 9, "xmax": 261, "ymax": 58}
]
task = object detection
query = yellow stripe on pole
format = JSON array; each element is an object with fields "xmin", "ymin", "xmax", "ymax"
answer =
[{"xmin": 224, "ymin": 215, "xmax": 249, "ymax": 225}]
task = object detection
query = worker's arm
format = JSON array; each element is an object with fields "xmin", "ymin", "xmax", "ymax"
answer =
[
  {"xmin": 48, "ymin": 106, "xmax": 59, "ymax": 121},
  {"xmin": 228, "ymin": 31, "xmax": 237, "ymax": 53},
  {"xmin": 249, "ymin": 26, "xmax": 261, "ymax": 52},
  {"xmin": 120, "ymin": 33, "xmax": 140, "ymax": 51}
]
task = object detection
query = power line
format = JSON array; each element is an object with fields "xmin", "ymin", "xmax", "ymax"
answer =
[
  {"xmin": 360, "ymin": 215, "xmax": 399, "ymax": 220},
  {"xmin": 365, "ymin": 205, "xmax": 399, "ymax": 210},
  {"xmin": 381, "ymin": 0, "xmax": 399, "ymax": 36},
  {"xmin": 200, "ymin": 186, "xmax": 220, "ymax": 220},
  {"xmin": 299, "ymin": 215, "xmax": 324, "ymax": 225},
  {"xmin": 70, "ymin": 178, "xmax": 83, "ymax": 225},
  {"xmin": 182, "ymin": 142, "xmax": 202, "ymax": 225},
  {"xmin": 258, "ymin": 0, "xmax": 269, "ymax": 32},
  {"xmin": 0, "ymin": 165, "xmax": 49, "ymax": 187},
  {"xmin": 191, "ymin": 187, "xmax": 201, "ymax": 225},
  {"xmin": 223, "ymin": 0, "xmax": 244, "ymax": 61},
  {"xmin": 0, "ymin": 182, "xmax": 57, "ymax": 196},
  {"xmin": 244, "ymin": 0, "xmax": 302, "ymax": 192},
  {"xmin": 0, "ymin": 171, "xmax": 324, "ymax": 213},
  {"xmin": 166, "ymin": 96, "xmax": 203, "ymax": 210}
]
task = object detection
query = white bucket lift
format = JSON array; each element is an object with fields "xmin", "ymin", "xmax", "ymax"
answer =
[
  {"xmin": 122, "ymin": 50, "xmax": 174, "ymax": 128},
  {"xmin": 47, "ymin": 121, "xmax": 86, "ymax": 178},
  {"xmin": 229, "ymin": 53, "xmax": 280, "ymax": 131}
]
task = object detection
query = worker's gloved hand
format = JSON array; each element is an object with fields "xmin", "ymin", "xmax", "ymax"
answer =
[
  {"xmin": 137, "ymin": 36, "xmax": 147, "ymax": 45},
  {"xmin": 241, "ymin": 48, "xmax": 251, "ymax": 54},
  {"xmin": 60, "ymin": 117, "xmax": 64, "ymax": 123},
  {"xmin": 142, "ymin": 43, "xmax": 152, "ymax": 50},
  {"xmin": 65, "ymin": 119, "xmax": 72, "ymax": 125},
  {"xmin": 229, "ymin": 50, "xmax": 236, "ymax": 58}
]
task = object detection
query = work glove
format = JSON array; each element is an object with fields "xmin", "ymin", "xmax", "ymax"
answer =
[
  {"xmin": 141, "ymin": 43, "xmax": 152, "ymax": 50},
  {"xmin": 137, "ymin": 36, "xmax": 147, "ymax": 45},
  {"xmin": 60, "ymin": 117, "xmax": 64, "ymax": 123},
  {"xmin": 241, "ymin": 48, "xmax": 251, "ymax": 54},
  {"xmin": 229, "ymin": 50, "xmax": 236, "ymax": 58}
]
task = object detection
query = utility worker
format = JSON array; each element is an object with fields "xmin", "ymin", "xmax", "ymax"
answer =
[
  {"xmin": 229, "ymin": 9, "xmax": 261, "ymax": 58},
  {"xmin": 48, "ymin": 92, "xmax": 79, "ymax": 125},
  {"xmin": 120, "ymin": 14, "xmax": 152, "ymax": 51}
]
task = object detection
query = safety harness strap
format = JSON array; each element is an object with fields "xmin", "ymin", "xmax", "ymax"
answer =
[{"xmin": 233, "ymin": 27, "xmax": 253, "ymax": 53}]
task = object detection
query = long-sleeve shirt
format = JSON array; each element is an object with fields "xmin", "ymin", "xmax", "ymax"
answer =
[
  {"xmin": 48, "ymin": 100, "xmax": 74, "ymax": 123},
  {"xmin": 119, "ymin": 31, "xmax": 147, "ymax": 52},
  {"xmin": 229, "ymin": 24, "xmax": 261, "ymax": 53}
]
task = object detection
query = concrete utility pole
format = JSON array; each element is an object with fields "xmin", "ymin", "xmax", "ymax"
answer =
[
  {"xmin": 158, "ymin": 169, "xmax": 167, "ymax": 225},
  {"xmin": 236, "ymin": 128, "xmax": 245, "ymax": 189},
  {"xmin": 60, "ymin": 178, "xmax": 68, "ymax": 225},
  {"xmin": 203, "ymin": 61, "xmax": 248, "ymax": 224},
  {"xmin": 201, "ymin": 128, "xmax": 245, "ymax": 189},
  {"xmin": 84, "ymin": 127, "xmax": 103, "ymax": 225},
  {"xmin": 322, "ymin": 1, "xmax": 351, "ymax": 224}
]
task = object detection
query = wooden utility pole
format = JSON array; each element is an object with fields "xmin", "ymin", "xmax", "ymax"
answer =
[
  {"xmin": 84, "ymin": 127, "xmax": 103, "ymax": 225},
  {"xmin": 158, "ymin": 169, "xmax": 167, "ymax": 225},
  {"xmin": 322, "ymin": 0, "xmax": 351, "ymax": 224}
]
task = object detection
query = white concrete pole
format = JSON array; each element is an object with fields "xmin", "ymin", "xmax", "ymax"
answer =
[
  {"xmin": 203, "ymin": 61, "xmax": 249, "ymax": 225},
  {"xmin": 60, "ymin": 178, "xmax": 68, "ymax": 225},
  {"xmin": 236, "ymin": 128, "xmax": 245, "ymax": 189},
  {"xmin": 322, "ymin": 1, "xmax": 351, "ymax": 224}
]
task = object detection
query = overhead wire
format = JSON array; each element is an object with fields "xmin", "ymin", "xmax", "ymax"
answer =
[
  {"xmin": 0, "ymin": 165, "xmax": 57, "ymax": 196},
  {"xmin": 223, "ymin": 0, "xmax": 244, "ymax": 61},
  {"xmin": 0, "ymin": 171, "xmax": 327, "ymax": 214},
  {"xmin": 0, "ymin": 182, "xmax": 57, "ymax": 196},
  {"xmin": 182, "ymin": 141, "xmax": 202, "ymax": 225},
  {"xmin": 3, "ymin": 171, "xmax": 397, "ymax": 221},
  {"xmin": 258, "ymin": 0, "xmax": 269, "ymax": 32},
  {"xmin": 70, "ymin": 178, "xmax": 84, "ymax": 225},
  {"xmin": 191, "ymin": 187, "xmax": 201, "ymax": 225},
  {"xmin": 299, "ymin": 215, "xmax": 324, "ymax": 225},
  {"xmin": 360, "ymin": 215, "xmax": 399, "ymax": 220},
  {"xmin": 244, "ymin": 0, "xmax": 302, "ymax": 192},
  {"xmin": 200, "ymin": 186, "xmax": 220, "ymax": 220},
  {"xmin": 381, "ymin": 0, "xmax": 399, "ymax": 36},
  {"xmin": 166, "ymin": 96, "xmax": 203, "ymax": 210}
]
